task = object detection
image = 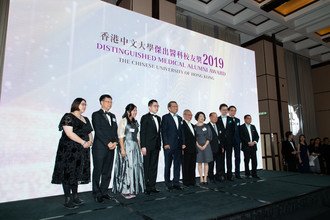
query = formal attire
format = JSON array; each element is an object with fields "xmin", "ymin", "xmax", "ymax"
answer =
[
  {"xmin": 195, "ymin": 124, "xmax": 213, "ymax": 163},
  {"xmin": 161, "ymin": 112, "xmax": 183, "ymax": 188},
  {"xmin": 217, "ymin": 115, "xmax": 235, "ymax": 180},
  {"xmin": 181, "ymin": 120, "xmax": 197, "ymax": 186},
  {"xmin": 52, "ymin": 113, "xmax": 93, "ymax": 186},
  {"xmin": 232, "ymin": 117, "xmax": 241, "ymax": 177},
  {"xmin": 208, "ymin": 122, "xmax": 223, "ymax": 181},
  {"xmin": 92, "ymin": 109, "xmax": 118, "ymax": 199},
  {"xmin": 282, "ymin": 140, "xmax": 298, "ymax": 172},
  {"xmin": 140, "ymin": 112, "xmax": 161, "ymax": 192},
  {"xmin": 309, "ymin": 145, "xmax": 323, "ymax": 173},
  {"xmin": 323, "ymin": 144, "xmax": 330, "ymax": 175},
  {"xmin": 298, "ymin": 143, "xmax": 310, "ymax": 173},
  {"xmin": 239, "ymin": 123, "xmax": 259, "ymax": 177},
  {"xmin": 112, "ymin": 118, "xmax": 145, "ymax": 194}
]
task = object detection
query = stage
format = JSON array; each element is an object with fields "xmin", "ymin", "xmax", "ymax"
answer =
[{"xmin": 1, "ymin": 170, "xmax": 330, "ymax": 220}]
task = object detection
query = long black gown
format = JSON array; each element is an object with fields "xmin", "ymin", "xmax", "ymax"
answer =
[
  {"xmin": 52, "ymin": 113, "xmax": 93, "ymax": 185},
  {"xmin": 299, "ymin": 143, "xmax": 310, "ymax": 173}
]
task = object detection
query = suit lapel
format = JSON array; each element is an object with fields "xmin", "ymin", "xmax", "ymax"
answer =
[
  {"xmin": 101, "ymin": 109, "xmax": 112, "ymax": 127},
  {"xmin": 209, "ymin": 123, "xmax": 218, "ymax": 137},
  {"xmin": 168, "ymin": 113, "xmax": 178, "ymax": 130},
  {"xmin": 151, "ymin": 113, "xmax": 161, "ymax": 133},
  {"xmin": 184, "ymin": 121, "xmax": 194, "ymax": 136}
]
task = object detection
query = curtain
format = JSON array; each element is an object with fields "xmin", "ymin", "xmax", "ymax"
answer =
[
  {"xmin": 285, "ymin": 50, "xmax": 317, "ymax": 140},
  {"xmin": 0, "ymin": 0, "xmax": 10, "ymax": 99}
]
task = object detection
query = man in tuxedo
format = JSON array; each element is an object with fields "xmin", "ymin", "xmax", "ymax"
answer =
[
  {"xmin": 181, "ymin": 109, "xmax": 197, "ymax": 187},
  {"xmin": 239, "ymin": 115, "xmax": 260, "ymax": 178},
  {"xmin": 208, "ymin": 112, "xmax": 224, "ymax": 182},
  {"xmin": 229, "ymin": 106, "xmax": 242, "ymax": 179},
  {"xmin": 161, "ymin": 101, "xmax": 183, "ymax": 191},
  {"xmin": 281, "ymin": 131, "xmax": 298, "ymax": 172},
  {"xmin": 91, "ymin": 94, "xmax": 118, "ymax": 203},
  {"xmin": 140, "ymin": 99, "xmax": 162, "ymax": 195},
  {"xmin": 217, "ymin": 103, "xmax": 235, "ymax": 181}
]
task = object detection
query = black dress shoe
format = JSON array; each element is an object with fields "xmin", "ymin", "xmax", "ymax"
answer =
[
  {"xmin": 72, "ymin": 197, "xmax": 84, "ymax": 206},
  {"xmin": 102, "ymin": 194, "xmax": 113, "ymax": 200},
  {"xmin": 227, "ymin": 176, "xmax": 234, "ymax": 181},
  {"xmin": 64, "ymin": 197, "xmax": 78, "ymax": 209},
  {"xmin": 173, "ymin": 185, "xmax": 183, "ymax": 190},
  {"xmin": 218, "ymin": 175, "xmax": 225, "ymax": 181},
  {"xmin": 235, "ymin": 175, "xmax": 242, "ymax": 179},
  {"xmin": 252, "ymin": 175, "xmax": 261, "ymax": 179},
  {"xmin": 150, "ymin": 188, "xmax": 160, "ymax": 193},
  {"xmin": 167, "ymin": 186, "xmax": 174, "ymax": 191},
  {"xmin": 95, "ymin": 196, "xmax": 104, "ymax": 203}
]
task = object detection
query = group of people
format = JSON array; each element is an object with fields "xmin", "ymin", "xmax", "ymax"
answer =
[
  {"xmin": 282, "ymin": 132, "xmax": 330, "ymax": 174},
  {"xmin": 51, "ymin": 95, "xmax": 260, "ymax": 209}
]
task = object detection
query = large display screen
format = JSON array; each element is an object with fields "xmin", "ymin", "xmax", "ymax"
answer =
[{"xmin": 0, "ymin": 0, "xmax": 259, "ymax": 202}]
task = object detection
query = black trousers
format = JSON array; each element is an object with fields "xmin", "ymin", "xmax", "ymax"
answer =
[
  {"xmin": 164, "ymin": 148, "xmax": 181, "ymax": 187},
  {"xmin": 286, "ymin": 158, "xmax": 297, "ymax": 172},
  {"xmin": 234, "ymin": 144, "xmax": 241, "ymax": 175},
  {"xmin": 143, "ymin": 149, "xmax": 160, "ymax": 191},
  {"xmin": 243, "ymin": 149, "xmax": 257, "ymax": 176},
  {"xmin": 225, "ymin": 146, "xmax": 233, "ymax": 179},
  {"xmin": 92, "ymin": 149, "xmax": 114, "ymax": 197},
  {"xmin": 208, "ymin": 151, "xmax": 221, "ymax": 180},
  {"xmin": 182, "ymin": 152, "xmax": 196, "ymax": 186}
]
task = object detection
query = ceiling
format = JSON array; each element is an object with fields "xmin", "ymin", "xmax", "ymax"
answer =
[{"xmin": 176, "ymin": 0, "xmax": 330, "ymax": 64}]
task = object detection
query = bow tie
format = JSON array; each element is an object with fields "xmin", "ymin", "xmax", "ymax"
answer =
[
  {"xmin": 104, "ymin": 112, "xmax": 111, "ymax": 116},
  {"xmin": 172, "ymin": 114, "xmax": 177, "ymax": 117}
]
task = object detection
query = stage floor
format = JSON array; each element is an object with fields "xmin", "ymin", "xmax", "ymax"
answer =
[{"xmin": 1, "ymin": 170, "xmax": 330, "ymax": 220}]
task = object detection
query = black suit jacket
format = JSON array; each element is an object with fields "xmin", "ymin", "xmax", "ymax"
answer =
[
  {"xmin": 161, "ymin": 113, "xmax": 183, "ymax": 150},
  {"xmin": 182, "ymin": 120, "xmax": 197, "ymax": 154},
  {"xmin": 208, "ymin": 122, "xmax": 222, "ymax": 153},
  {"xmin": 92, "ymin": 109, "xmax": 118, "ymax": 151},
  {"xmin": 140, "ymin": 112, "xmax": 161, "ymax": 151},
  {"xmin": 239, "ymin": 124, "xmax": 259, "ymax": 151},
  {"xmin": 216, "ymin": 116, "xmax": 235, "ymax": 149},
  {"xmin": 232, "ymin": 117, "xmax": 241, "ymax": 145},
  {"xmin": 282, "ymin": 140, "xmax": 297, "ymax": 163}
]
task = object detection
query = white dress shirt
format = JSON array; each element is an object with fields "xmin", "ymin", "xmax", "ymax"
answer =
[
  {"xmin": 171, "ymin": 112, "xmax": 179, "ymax": 129},
  {"xmin": 104, "ymin": 110, "xmax": 112, "ymax": 126},
  {"xmin": 150, "ymin": 112, "xmax": 159, "ymax": 132},
  {"xmin": 210, "ymin": 122, "xmax": 218, "ymax": 135},
  {"xmin": 245, "ymin": 124, "xmax": 253, "ymax": 142},
  {"xmin": 185, "ymin": 120, "xmax": 195, "ymax": 136},
  {"xmin": 221, "ymin": 115, "xmax": 227, "ymax": 128}
]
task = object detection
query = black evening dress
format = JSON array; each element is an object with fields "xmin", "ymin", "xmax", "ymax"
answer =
[{"xmin": 52, "ymin": 113, "xmax": 93, "ymax": 185}]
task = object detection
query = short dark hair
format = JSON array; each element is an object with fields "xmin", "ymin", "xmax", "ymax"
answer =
[
  {"xmin": 168, "ymin": 101, "xmax": 177, "ymax": 108},
  {"xmin": 71, "ymin": 98, "xmax": 86, "ymax": 112},
  {"xmin": 195, "ymin": 111, "xmax": 206, "ymax": 121},
  {"xmin": 244, "ymin": 114, "xmax": 251, "ymax": 119},
  {"xmin": 228, "ymin": 105, "xmax": 236, "ymax": 111},
  {"xmin": 219, "ymin": 103, "xmax": 228, "ymax": 110},
  {"xmin": 209, "ymin": 112, "xmax": 216, "ymax": 117},
  {"xmin": 99, "ymin": 94, "xmax": 112, "ymax": 103},
  {"xmin": 148, "ymin": 99, "xmax": 158, "ymax": 107},
  {"xmin": 285, "ymin": 131, "xmax": 293, "ymax": 139}
]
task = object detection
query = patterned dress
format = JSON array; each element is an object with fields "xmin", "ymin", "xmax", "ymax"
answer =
[
  {"xmin": 112, "ymin": 118, "xmax": 145, "ymax": 194},
  {"xmin": 52, "ymin": 113, "xmax": 93, "ymax": 185}
]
